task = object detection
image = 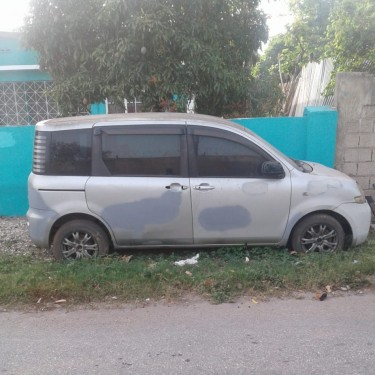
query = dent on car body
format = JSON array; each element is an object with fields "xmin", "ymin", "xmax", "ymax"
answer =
[
  {"xmin": 304, "ymin": 179, "xmax": 343, "ymax": 196},
  {"xmin": 241, "ymin": 181, "xmax": 269, "ymax": 195}
]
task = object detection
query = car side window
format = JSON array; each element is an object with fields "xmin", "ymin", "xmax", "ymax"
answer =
[
  {"xmin": 101, "ymin": 133, "xmax": 182, "ymax": 176},
  {"xmin": 191, "ymin": 134, "xmax": 271, "ymax": 178}
]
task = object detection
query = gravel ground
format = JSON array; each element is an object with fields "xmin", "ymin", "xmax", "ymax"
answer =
[
  {"xmin": 0, "ymin": 217, "xmax": 50, "ymax": 258},
  {"xmin": 1, "ymin": 217, "xmax": 374, "ymax": 260}
]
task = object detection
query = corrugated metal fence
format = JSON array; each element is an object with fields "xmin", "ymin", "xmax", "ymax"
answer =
[{"xmin": 288, "ymin": 59, "xmax": 335, "ymax": 117}]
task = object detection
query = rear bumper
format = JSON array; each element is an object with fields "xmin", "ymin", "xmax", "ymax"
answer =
[
  {"xmin": 334, "ymin": 202, "xmax": 371, "ymax": 246},
  {"xmin": 26, "ymin": 208, "xmax": 58, "ymax": 249}
]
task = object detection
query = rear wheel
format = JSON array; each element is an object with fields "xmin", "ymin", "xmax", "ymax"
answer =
[
  {"xmin": 52, "ymin": 220, "xmax": 109, "ymax": 260},
  {"xmin": 291, "ymin": 214, "xmax": 345, "ymax": 253}
]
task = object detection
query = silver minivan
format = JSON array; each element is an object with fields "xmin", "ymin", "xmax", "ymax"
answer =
[{"xmin": 27, "ymin": 113, "xmax": 371, "ymax": 259}]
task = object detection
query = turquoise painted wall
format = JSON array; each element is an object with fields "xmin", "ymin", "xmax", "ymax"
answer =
[
  {"xmin": 0, "ymin": 126, "xmax": 34, "ymax": 216},
  {"xmin": 232, "ymin": 107, "xmax": 338, "ymax": 168},
  {"xmin": 0, "ymin": 33, "xmax": 52, "ymax": 82},
  {"xmin": 0, "ymin": 70, "xmax": 51, "ymax": 82},
  {"xmin": 0, "ymin": 107, "xmax": 338, "ymax": 216},
  {"xmin": 91, "ymin": 102, "xmax": 106, "ymax": 115},
  {"xmin": 0, "ymin": 33, "xmax": 39, "ymax": 66}
]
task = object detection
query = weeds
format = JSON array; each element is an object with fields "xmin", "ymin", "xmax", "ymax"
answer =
[{"xmin": 0, "ymin": 238, "xmax": 374, "ymax": 307}]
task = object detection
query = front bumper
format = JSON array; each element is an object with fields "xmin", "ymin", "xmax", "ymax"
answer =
[{"xmin": 334, "ymin": 202, "xmax": 371, "ymax": 246}]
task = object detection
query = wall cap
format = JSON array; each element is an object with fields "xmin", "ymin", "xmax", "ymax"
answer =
[{"xmin": 0, "ymin": 65, "xmax": 40, "ymax": 71}]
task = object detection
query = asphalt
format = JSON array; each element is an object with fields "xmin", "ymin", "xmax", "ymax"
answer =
[{"xmin": 1, "ymin": 293, "xmax": 375, "ymax": 374}]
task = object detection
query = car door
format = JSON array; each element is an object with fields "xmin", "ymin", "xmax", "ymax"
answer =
[
  {"xmin": 188, "ymin": 126, "xmax": 291, "ymax": 245},
  {"xmin": 85, "ymin": 124, "xmax": 193, "ymax": 246}
]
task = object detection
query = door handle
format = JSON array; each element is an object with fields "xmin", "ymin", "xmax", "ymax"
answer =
[
  {"xmin": 165, "ymin": 183, "xmax": 188, "ymax": 191},
  {"xmin": 193, "ymin": 183, "xmax": 215, "ymax": 191}
]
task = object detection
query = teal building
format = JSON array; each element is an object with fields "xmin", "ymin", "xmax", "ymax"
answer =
[{"xmin": 0, "ymin": 31, "xmax": 58, "ymax": 125}]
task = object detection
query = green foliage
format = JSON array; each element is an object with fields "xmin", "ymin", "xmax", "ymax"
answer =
[
  {"xmin": 252, "ymin": 0, "xmax": 375, "ymax": 116},
  {"xmin": 327, "ymin": 0, "xmax": 375, "ymax": 74},
  {"xmin": 1, "ymin": 237, "xmax": 375, "ymax": 306},
  {"xmin": 254, "ymin": 0, "xmax": 333, "ymax": 88},
  {"xmin": 23, "ymin": 0, "xmax": 268, "ymax": 116},
  {"xmin": 283, "ymin": 0, "xmax": 333, "ymax": 72},
  {"xmin": 250, "ymin": 35, "xmax": 285, "ymax": 117}
]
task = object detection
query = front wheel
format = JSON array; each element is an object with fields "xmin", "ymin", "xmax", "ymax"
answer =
[
  {"xmin": 52, "ymin": 220, "xmax": 110, "ymax": 260},
  {"xmin": 291, "ymin": 214, "xmax": 345, "ymax": 253}
]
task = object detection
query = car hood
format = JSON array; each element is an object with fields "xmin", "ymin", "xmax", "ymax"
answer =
[{"xmin": 308, "ymin": 162, "xmax": 354, "ymax": 181}]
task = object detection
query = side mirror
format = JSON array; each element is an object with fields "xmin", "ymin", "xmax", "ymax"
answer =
[{"xmin": 261, "ymin": 161, "xmax": 285, "ymax": 179}]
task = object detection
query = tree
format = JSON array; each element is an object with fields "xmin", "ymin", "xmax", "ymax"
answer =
[
  {"xmin": 251, "ymin": 0, "xmax": 333, "ymax": 116},
  {"xmin": 253, "ymin": 0, "xmax": 375, "ymax": 116},
  {"xmin": 250, "ymin": 35, "xmax": 285, "ymax": 116},
  {"xmin": 23, "ymin": 0, "xmax": 268, "ymax": 116},
  {"xmin": 266, "ymin": 0, "xmax": 333, "ymax": 78},
  {"xmin": 327, "ymin": 0, "xmax": 375, "ymax": 76}
]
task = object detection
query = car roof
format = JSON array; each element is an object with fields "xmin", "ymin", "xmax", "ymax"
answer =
[{"xmin": 36, "ymin": 112, "xmax": 245, "ymax": 132}]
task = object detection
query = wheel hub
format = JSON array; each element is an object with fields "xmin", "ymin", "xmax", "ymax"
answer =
[
  {"xmin": 301, "ymin": 224, "xmax": 338, "ymax": 252},
  {"xmin": 61, "ymin": 231, "xmax": 99, "ymax": 259}
]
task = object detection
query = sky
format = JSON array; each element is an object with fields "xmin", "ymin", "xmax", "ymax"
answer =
[
  {"xmin": 0, "ymin": 0, "xmax": 31, "ymax": 32},
  {"xmin": 261, "ymin": 0, "xmax": 293, "ymax": 37},
  {"xmin": 0, "ymin": 0, "xmax": 292, "ymax": 37}
]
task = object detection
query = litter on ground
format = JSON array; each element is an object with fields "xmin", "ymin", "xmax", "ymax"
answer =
[{"xmin": 174, "ymin": 254, "xmax": 199, "ymax": 266}]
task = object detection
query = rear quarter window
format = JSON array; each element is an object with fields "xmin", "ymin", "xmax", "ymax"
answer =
[{"xmin": 33, "ymin": 129, "xmax": 92, "ymax": 176}]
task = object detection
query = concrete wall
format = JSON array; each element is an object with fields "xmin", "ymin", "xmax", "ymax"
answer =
[
  {"xmin": 0, "ymin": 32, "xmax": 51, "ymax": 82},
  {"xmin": 0, "ymin": 126, "xmax": 34, "ymax": 216},
  {"xmin": 0, "ymin": 32, "xmax": 40, "ymax": 66},
  {"xmin": 0, "ymin": 107, "xmax": 338, "ymax": 216},
  {"xmin": 335, "ymin": 73, "xmax": 375, "ymax": 198}
]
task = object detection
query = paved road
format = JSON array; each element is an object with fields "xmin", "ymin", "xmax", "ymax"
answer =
[{"xmin": 1, "ymin": 293, "xmax": 374, "ymax": 375}]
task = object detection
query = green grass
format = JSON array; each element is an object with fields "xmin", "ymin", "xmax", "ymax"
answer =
[{"xmin": 1, "ymin": 237, "xmax": 375, "ymax": 307}]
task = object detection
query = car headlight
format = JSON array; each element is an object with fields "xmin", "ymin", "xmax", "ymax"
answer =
[
  {"xmin": 355, "ymin": 195, "xmax": 367, "ymax": 204},
  {"xmin": 354, "ymin": 184, "xmax": 367, "ymax": 204}
]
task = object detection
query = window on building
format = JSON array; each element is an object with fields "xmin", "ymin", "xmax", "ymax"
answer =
[{"xmin": 0, "ymin": 81, "xmax": 58, "ymax": 125}]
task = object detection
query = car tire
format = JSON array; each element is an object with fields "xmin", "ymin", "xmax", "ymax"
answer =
[
  {"xmin": 291, "ymin": 214, "xmax": 345, "ymax": 253},
  {"xmin": 52, "ymin": 220, "xmax": 110, "ymax": 260}
]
